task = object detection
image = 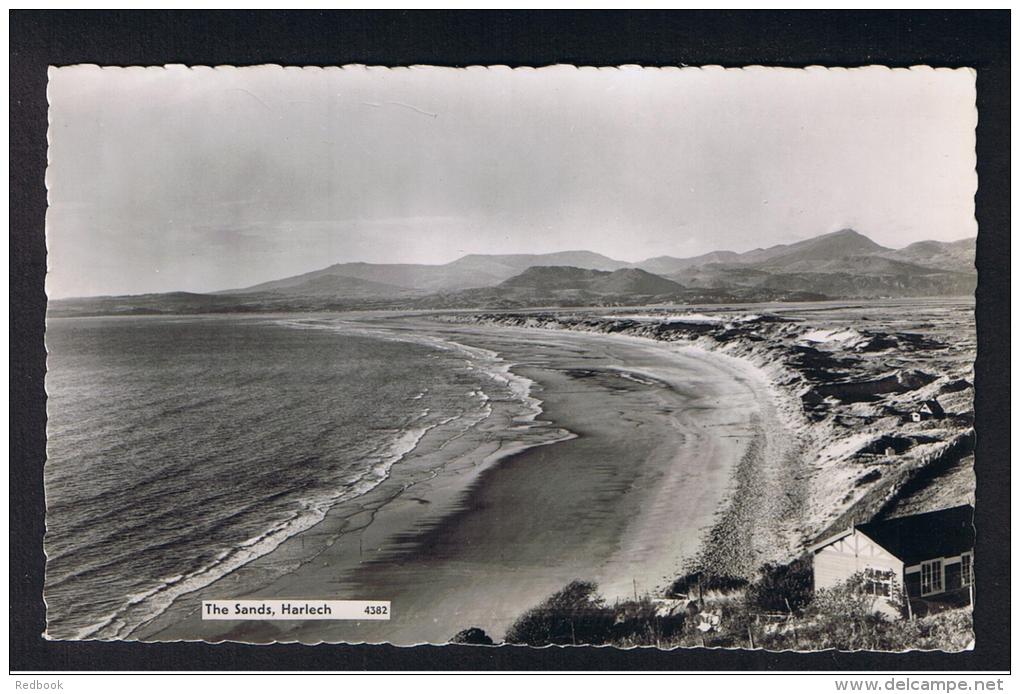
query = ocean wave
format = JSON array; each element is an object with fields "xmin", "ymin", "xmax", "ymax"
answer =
[
  {"xmin": 67, "ymin": 504, "xmax": 325, "ymax": 641},
  {"xmin": 65, "ymin": 415, "xmax": 441, "ymax": 641},
  {"xmin": 290, "ymin": 318, "xmax": 546, "ymax": 423}
]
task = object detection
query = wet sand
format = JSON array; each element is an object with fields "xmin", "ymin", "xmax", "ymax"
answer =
[{"xmin": 133, "ymin": 318, "xmax": 791, "ymax": 645}]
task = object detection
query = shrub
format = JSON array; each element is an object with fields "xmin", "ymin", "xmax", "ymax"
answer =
[
  {"xmin": 881, "ymin": 607, "xmax": 973, "ymax": 651},
  {"xmin": 669, "ymin": 571, "xmax": 749, "ymax": 597},
  {"xmin": 745, "ymin": 557, "xmax": 814, "ymax": 613},
  {"xmin": 759, "ymin": 594, "xmax": 972, "ymax": 652},
  {"xmin": 503, "ymin": 581, "xmax": 691, "ymax": 647},
  {"xmin": 759, "ymin": 572, "xmax": 894, "ymax": 651},
  {"xmin": 607, "ymin": 597, "xmax": 687, "ymax": 645},
  {"xmin": 450, "ymin": 627, "xmax": 494, "ymax": 645},
  {"xmin": 503, "ymin": 580, "xmax": 616, "ymax": 646}
]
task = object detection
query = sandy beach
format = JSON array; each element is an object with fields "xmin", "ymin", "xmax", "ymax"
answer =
[{"xmin": 131, "ymin": 317, "xmax": 799, "ymax": 645}]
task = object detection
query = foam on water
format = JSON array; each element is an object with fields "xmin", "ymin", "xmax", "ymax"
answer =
[
  {"xmin": 72, "ymin": 414, "xmax": 441, "ymax": 641},
  {"xmin": 298, "ymin": 318, "xmax": 546, "ymax": 424}
]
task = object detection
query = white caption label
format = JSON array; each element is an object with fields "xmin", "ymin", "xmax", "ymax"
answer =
[{"xmin": 201, "ymin": 600, "xmax": 390, "ymax": 620}]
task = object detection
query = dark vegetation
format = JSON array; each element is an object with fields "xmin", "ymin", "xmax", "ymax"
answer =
[
  {"xmin": 492, "ymin": 569, "xmax": 971, "ymax": 651},
  {"xmin": 668, "ymin": 571, "xmax": 748, "ymax": 597},
  {"xmin": 502, "ymin": 581, "xmax": 685, "ymax": 647},
  {"xmin": 451, "ymin": 627, "xmax": 495, "ymax": 645},
  {"xmin": 744, "ymin": 558, "xmax": 814, "ymax": 614}
]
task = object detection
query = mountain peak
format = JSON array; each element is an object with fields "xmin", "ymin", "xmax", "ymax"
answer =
[
  {"xmin": 767, "ymin": 228, "xmax": 885, "ymax": 261},
  {"xmin": 593, "ymin": 267, "xmax": 686, "ymax": 294},
  {"xmin": 822, "ymin": 228, "xmax": 886, "ymax": 248},
  {"xmin": 499, "ymin": 265, "xmax": 608, "ymax": 289},
  {"xmin": 809, "ymin": 228, "xmax": 883, "ymax": 248}
]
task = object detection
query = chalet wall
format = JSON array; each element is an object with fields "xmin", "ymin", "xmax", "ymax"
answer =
[
  {"xmin": 814, "ymin": 531, "xmax": 905, "ymax": 617},
  {"xmin": 814, "ymin": 531, "xmax": 904, "ymax": 591}
]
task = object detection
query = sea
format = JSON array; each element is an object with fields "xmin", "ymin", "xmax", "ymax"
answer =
[{"xmin": 43, "ymin": 314, "xmax": 535, "ymax": 641}]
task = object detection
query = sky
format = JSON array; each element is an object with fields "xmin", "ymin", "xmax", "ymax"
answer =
[{"xmin": 46, "ymin": 65, "xmax": 977, "ymax": 298}]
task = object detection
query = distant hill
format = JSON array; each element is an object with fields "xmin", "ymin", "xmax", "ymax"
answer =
[
  {"xmin": 662, "ymin": 265, "xmax": 771, "ymax": 289},
  {"xmin": 645, "ymin": 229, "xmax": 975, "ymax": 298},
  {"xmin": 46, "ymin": 289, "xmax": 407, "ymax": 318},
  {"xmin": 229, "ymin": 271, "xmax": 417, "ymax": 298},
  {"xmin": 744, "ymin": 228, "xmax": 888, "ymax": 268},
  {"xmin": 877, "ymin": 238, "xmax": 975, "ymax": 274},
  {"xmin": 637, "ymin": 251, "xmax": 741, "ymax": 275},
  {"xmin": 758, "ymin": 269, "xmax": 975, "ymax": 298},
  {"xmin": 663, "ymin": 256, "xmax": 974, "ymax": 298},
  {"xmin": 590, "ymin": 267, "xmax": 687, "ymax": 294},
  {"xmin": 221, "ymin": 250, "xmax": 628, "ymax": 296},
  {"xmin": 399, "ymin": 266, "xmax": 689, "ymax": 310},
  {"xmin": 640, "ymin": 229, "xmax": 889, "ymax": 273},
  {"xmin": 221, "ymin": 261, "xmax": 482, "ymax": 295},
  {"xmin": 501, "ymin": 266, "xmax": 685, "ymax": 295},
  {"xmin": 449, "ymin": 250, "xmax": 628, "ymax": 276},
  {"xmin": 49, "ymin": 291, "xmax": 291, "ymax": 317},
  {"xmin": 499, "ymin": 266, "xmax": 610, "ymax": 291}
]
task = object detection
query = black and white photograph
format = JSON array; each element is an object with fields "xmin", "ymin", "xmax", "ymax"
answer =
[{"xmin": 38, "ymin": 62, "xmax": 984, "ymax": 652}]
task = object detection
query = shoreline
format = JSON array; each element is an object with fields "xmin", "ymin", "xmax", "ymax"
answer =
[
  {"xmin": 124, "ymin": 316, "xmax": 797, "ymax": 645},
  {"xmin": 450, "ymin": 304, "xmax": 975, "ymax": 544}
]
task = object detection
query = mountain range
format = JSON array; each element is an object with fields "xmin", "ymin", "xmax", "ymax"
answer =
[
  {"xmin": 221, "ymin": 250, "xmax": 631, "ymax": 296},
  {"xmin": 51, "ymin": 230, "xmax": 976, "ymax": 316}
]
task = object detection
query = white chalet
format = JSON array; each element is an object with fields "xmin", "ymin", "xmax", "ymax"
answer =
[{"xmin": 810, "ymin": 505, "xmax": 974, "ymax": 618}]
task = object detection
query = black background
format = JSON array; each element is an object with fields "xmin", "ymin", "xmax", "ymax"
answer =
[{"xmin": 10, "ymin": 10, "xmax": 1010, "ymax": 672}]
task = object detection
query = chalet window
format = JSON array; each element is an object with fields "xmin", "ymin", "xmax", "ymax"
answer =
[
  {"xmin": 863, "ymin": 567, "xmax": 895, "ymax": 597},
  {"xmin": 961, "ymin": 553, "xmax": 974, "ymax": 586},
  {"xmin": 921, "ymin": 559, "xmax": 944, "ymax": 596}
]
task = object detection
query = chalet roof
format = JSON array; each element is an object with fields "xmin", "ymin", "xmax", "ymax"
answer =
[
  {"xmin": 855, "ymin": 504, "xmax": 973, "ymax": 566},
  {"xmin": 921, "ymin": 399, "xmax": 945, "ymax": 416}
]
